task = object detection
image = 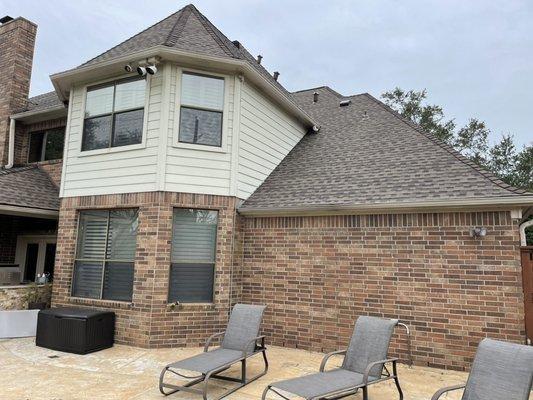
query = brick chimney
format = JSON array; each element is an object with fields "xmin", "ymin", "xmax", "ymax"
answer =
[{"xmin": 0, "ymin": 16, "xmax": 37, "ymax": 166}]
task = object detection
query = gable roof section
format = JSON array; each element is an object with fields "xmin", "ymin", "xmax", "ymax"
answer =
[
  {"xmin": 0, "ymin": 166, "xmax": 59, "ymax": 212},
  {"xmin": 23, "ymin": 91, "xmax": 63, "ymax": 113},
  {"xmin": 239, "ymin": 87, "xmax": 532, "ymax": 214}
]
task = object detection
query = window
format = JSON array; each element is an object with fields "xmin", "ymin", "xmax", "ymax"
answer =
[
  {"xmin": 178, "ymin": 73, "xmax": 224, "ymax": 147},
  {"xmin": 82, "ymin": 78, "xmax": 146, "ymax": 151},
  {"xmin": 28, "ymin": 128, "xmax": 65, "ymax": 162},
  {"xmin": 169, "ymin": 209, "xmax": 218, "ymax": 303},
  {"xmin": 72, "ymin": 209, "xmax": 138, "ymax": 302}
]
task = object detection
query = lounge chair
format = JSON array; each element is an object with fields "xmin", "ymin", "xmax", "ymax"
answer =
[
  {"xmin": 431, "ymin": 338, "xmax": 533, "ymax": 400},
  {"xmin": 159, "ymin": 303, "xmax": 268, "ymax": 399},
  {"xmin": 262, "ymin": 316, "xmax": 408, "ymax": 400}
]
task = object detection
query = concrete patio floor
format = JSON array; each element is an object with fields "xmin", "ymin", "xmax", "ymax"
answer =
[{"xmin": 0, "ymin": 337, "xmax": 470, "ymax": 400}]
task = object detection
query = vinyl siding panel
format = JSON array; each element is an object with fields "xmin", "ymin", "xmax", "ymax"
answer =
[
  {"xmin": 164, "ymin": 66, "xmax": 234, "ymax": 195},
  {"xmin": 237, "ymin": 82, "xmax": 306, "ymax": 199},
  {"xmin": 61, "ymin": 73, "xmax": 161, "ymax": 197}
]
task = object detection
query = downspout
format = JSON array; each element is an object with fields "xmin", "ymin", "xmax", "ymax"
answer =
[
  {"xmin": 5, "ymin": 117, "xmax": 15, "ymax": 169},
  {"xmin": 519, "ymin": 218, "xmax": 533, "ymax": 247}
]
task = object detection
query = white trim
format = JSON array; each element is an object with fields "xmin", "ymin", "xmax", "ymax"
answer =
[
  {"xmin": 10, "ymin": 105, "xmax": 67, "ymax": 123},
  {"xmin": 238, "ymin": 196, "xmax": 533, "ymax": 216},
  {"xmin": 59, "ymin": 87, "xmax": 74, "ymax": 198},
  {"xmin": 0, "ymin": 205, "xmax": 58, "ymax": 219},
  {"xmin": 229, "ymin": 75, "xmax": 243, "ymax": 196},
  {"xmin": 77, "ymin": 74, "xmax": 151, "ymax": 156},
  {"xmin": 171, "ymin": 67, "xmax": 230, "ymax": 154},
  {"xmin": 50, "ymin": 46, "xmax": 318, "ymax": 128},
  {"xmin": 155, "ymin": 62, "xmax": 172, "ymax": 191},
  {"xmin": 15, "ymin": 235, "xmax": 57, "ymax": 282}
]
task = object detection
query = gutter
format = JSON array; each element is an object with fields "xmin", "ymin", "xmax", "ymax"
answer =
[
  {"xmin": 50, "ymin": 46, "xmax": 320, "ymax": 129},
  {"xmin": 0, "ymin": 204, "xmax": 59, "ymax": 219},
  {"xmin": 238, "ymin": 196, "xmax": 533, "ymax": 217},
  {"xmin": 4, "ymin": 117, "xmax": 15, "ymax": 169},
  {"xmin": 10, "ymin": 105, "xmax": 66, "ymax": 121}
]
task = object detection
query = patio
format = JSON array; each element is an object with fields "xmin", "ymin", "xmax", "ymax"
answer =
[{"xmin": 0, "ymin": 338, "xmax": 470, "ymax": 400}]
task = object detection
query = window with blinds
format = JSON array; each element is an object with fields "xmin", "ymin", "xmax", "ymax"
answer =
[
  {"xmin": 72, "ymin": 209, "xmax": 138, "ymax": 301},
  {"xmin": 169, "ymin": 209, "xmax": 218, "ymax": 303},
  {"xmin": 178, "ymin": 72, "xmax": 224, "ymax": 147}
]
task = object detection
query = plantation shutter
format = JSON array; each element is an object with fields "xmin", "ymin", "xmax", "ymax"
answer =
[{"xmin": 169, "ymin": 209, "xmax": 218, "ymax": 303}]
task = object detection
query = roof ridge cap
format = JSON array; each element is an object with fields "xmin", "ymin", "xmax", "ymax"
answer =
[
  {"xmin": 187, "ymin": 5, "xmax": 240, "ymax": 58},
  {"xmin": 164, "ymin": 5, "xmax": 192, "ymax": 47},
  {"xmin": 362, "ymin": 93, "xmax": 530, "ymax": 195}
]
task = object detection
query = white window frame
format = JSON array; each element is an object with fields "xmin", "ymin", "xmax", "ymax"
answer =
[
  {"xmin": 15, "ymin": 235, "xmax": 57, "ymax": 283},
  {"xmin": 172, "ymin": 67, "xmax": 230, "ymax": 153},
  {"xmin": 78, "ymin": 74, "xmax": 151, "ymax": 157}
]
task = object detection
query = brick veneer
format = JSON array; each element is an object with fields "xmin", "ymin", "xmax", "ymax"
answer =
[
  {"xmin": 52, "ymin": 192, "xmax": 241, "ymax": 347},
  {"xmin": 240, "ymin": 211, "xmax": 525, "ymax": 371},
  {"xmin": 0, "ymin": 17, "xmax": 36, "ymax": 165}
]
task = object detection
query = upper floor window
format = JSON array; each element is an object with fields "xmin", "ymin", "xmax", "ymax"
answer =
[
  {"xmin": 28, "ymin": 128, "xmax": 65, "ymax": 162},
  {"xmin": 178, "ymin": 72, "xmax": 224, "ymax": 147},
  {"xmin": 82, "ymin": 78, "xmax": 146, "ymax": 151}
]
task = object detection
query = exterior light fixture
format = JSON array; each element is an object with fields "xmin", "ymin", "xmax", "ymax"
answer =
[{"xmin": 470, "ymin": 227, "xmax": 487, "ymax": 238}]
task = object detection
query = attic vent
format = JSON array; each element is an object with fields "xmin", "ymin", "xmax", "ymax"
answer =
[
  {"xmin": 339, "ymin": 99, "xmax": 351, "ymax": 107},
  {"xmin": 257, "ymin": 55, "xmax": 263, "ymax": 64},
  {"xmin": 232, "ymin": 40, "xmax": 241, "ymax": 48},
  {"xmin": 273, "ymin": 71, "xmax": 280, "ymax": 81},
  {"xmin": 0, "ymin": 16, "xmax": 14, "ymax": 24},
  {"xmin": 313, "ymin": 92, "xmax": 319, "ymax": 103}
]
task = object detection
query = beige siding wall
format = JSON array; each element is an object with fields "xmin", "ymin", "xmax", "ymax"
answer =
[
  {"xmin": 61, "ymin": 62, "xmax": 307, "ymax": 199},
  {"xmin": 237, "ymin": 82, "xmax": 306, "ymax": 199}
]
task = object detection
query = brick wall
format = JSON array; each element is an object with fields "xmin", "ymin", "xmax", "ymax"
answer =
[
  {"xmin": 0, "ymin": 17, "xmax": 36, "ymax": 165},
  {"xmin": 14, "ymin": 117, "xmax": 67, "ymax": 166},
  {"xmin": 240, "ymin": 211, "xmax": 525, "ymax": 371},
  {"xmin": 38, "ymin": 161, "xmax": 62, "ymax": 187},
  {"xmin": 52, "ymin": 192, "xmax": 241, "ymax": 347}
]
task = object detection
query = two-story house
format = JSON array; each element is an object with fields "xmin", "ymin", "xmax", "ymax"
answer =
[{"xmin": 0, "ymin": 5, "xmax": 532, "ymax": 370}]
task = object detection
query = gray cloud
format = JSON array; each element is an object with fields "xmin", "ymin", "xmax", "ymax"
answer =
[{"xmin": 2, "ymin": 0, "xmax": 531, "ymax": 145}]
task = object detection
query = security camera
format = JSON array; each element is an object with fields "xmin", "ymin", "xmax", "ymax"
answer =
[
  {"xmin": 124, "ymin": 64, "xmax": 133, "ymax": 73},
  {"xmin": 146, "ymin": 65, "xmax": 157, "ymax": 75},
  {"xmin": 136, "ymin": 66, "xmax": 147, "ymax": 77}
]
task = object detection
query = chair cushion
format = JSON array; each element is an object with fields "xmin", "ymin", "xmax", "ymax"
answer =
[
  {"xmin": 270, "ymin": 369, "xmax": 373, "ymax": 399},
  {"xmin": 167, "ymin": 348, "xmax": 243, "ymax": 375}
]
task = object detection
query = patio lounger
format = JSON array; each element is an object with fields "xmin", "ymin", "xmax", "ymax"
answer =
[
  {"xmin": 159, "ymin": 303, "xmax": 268, "ymax": 399},
  {"xmin": 262, "ymin": 316, "xmax": 408, "ymax": 400},
  {"xmin": 431, "ymin": 338, "xmax": 533, "ymax": 400}
]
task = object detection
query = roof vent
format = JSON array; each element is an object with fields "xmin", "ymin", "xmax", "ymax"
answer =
[
  {"xmin": 257, "ymin": 55, "xmax": 263, "ymax": 64},
  {"xmin": 313, "ymin": 92, "xmax": 319, "ymax": 103},
  {"xmin": 339, "ymin": 99, "xmax": 351, "ymax": 107},
  {"xmin": 273, "ymin": 71, "xmax": 280, "ymax": 81},
  {"xmin": 0, "ymin": 16, "xmax": 14, "ymax": 24},
  {"xmin": 232, "ymin": 40, "xmax": 241, "ymax": 48}
]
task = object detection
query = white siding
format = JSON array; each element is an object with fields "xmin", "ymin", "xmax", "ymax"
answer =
[
  {"xmin": 164, "ymin": 66, "xmax": 235, "ymax": 196},
  {"xmin": 237, "ymin": 82, "xmax": 307, "ymax": 199},
  {"xmin": 60, "ymin": 62, "xmax": 307, "ymax": 200},
  {"xmin": 60, "ymin": 73, "xmax": 162, "ymax": 197}
]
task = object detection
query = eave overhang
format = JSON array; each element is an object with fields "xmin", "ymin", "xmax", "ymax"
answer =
[
  {"xmin": 238, "ymin": 196, "xmax": 533, "ymax": 217},
  {"xmin": 50, "ymin": 46, "xmax": 319, "ymax": 128},
  {"xmin": 11, "ymin": 105, "xmax": 67, "ymax": 124},
  {"xmin": 0, "ymin": 204, "xmax": 59, "ymax": 219}
]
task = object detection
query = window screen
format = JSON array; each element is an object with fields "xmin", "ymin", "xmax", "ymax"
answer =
[
  {"xmin": 82, "ymin": 78, "xmax": 145, "ymax": 151},
  {"xmin": 178, "ymin": 73, "xmax": 224, "ymax": 147},
  {"xmin": 72, "ymin": 209, "xmax": 138, "ymax": 301},
  {"xmin": 168, "ymin": 209, "xmax": 218, "ymax": 303}
]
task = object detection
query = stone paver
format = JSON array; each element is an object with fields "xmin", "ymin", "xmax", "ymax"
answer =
[{"xmin": 0, "ymin": 337, "xmax": 468, "ymax": 400}]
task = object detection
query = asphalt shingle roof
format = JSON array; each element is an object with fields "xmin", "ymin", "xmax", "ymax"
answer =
[
  {"xmin": 0, "ymin": 166, "xmax": 60, "ymax": 211},
  {"xmin": 240, "ymin": 87, "xmax": 532, "ymax": 212},
  {"xmin": 15, "ymin": 91, "xmax": 64, "ymax": 114}
]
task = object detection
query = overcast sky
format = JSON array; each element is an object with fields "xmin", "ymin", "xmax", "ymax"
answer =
[{"xmin": 2, "ymin": 0, "xmax": 531, "ymax": 146}]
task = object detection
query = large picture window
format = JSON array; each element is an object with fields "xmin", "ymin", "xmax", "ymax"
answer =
[
  {"xmin": 28, "ymin": 128, "xmax": 65, "ymax": 162},
  {"xmin": 169, "ymin": 209, "xmax": 218, "ymax": 303},
  {"xmin": 82, "ymin": 78, "xmax": 146, "ymax": 151},
  {"xmin": 72, "ymin": 209, "xmax": 138, "ymax": 302},
  {"xmin": 178, "ymin": 72, "xmax": 224, "ymax": 147}
]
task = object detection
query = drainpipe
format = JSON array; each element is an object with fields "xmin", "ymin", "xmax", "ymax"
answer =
[
  {"xmin": 5, "ymin": 117, "xmax": 15, "ymax": 169},
  {"xmin": 519, "ymin": 218, "xmax": 533, "ymax": 247}
]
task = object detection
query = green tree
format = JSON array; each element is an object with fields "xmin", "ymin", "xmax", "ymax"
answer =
[{"xmin": 382, "ymin": 87, "xmax": 533, "ymax": 244}]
